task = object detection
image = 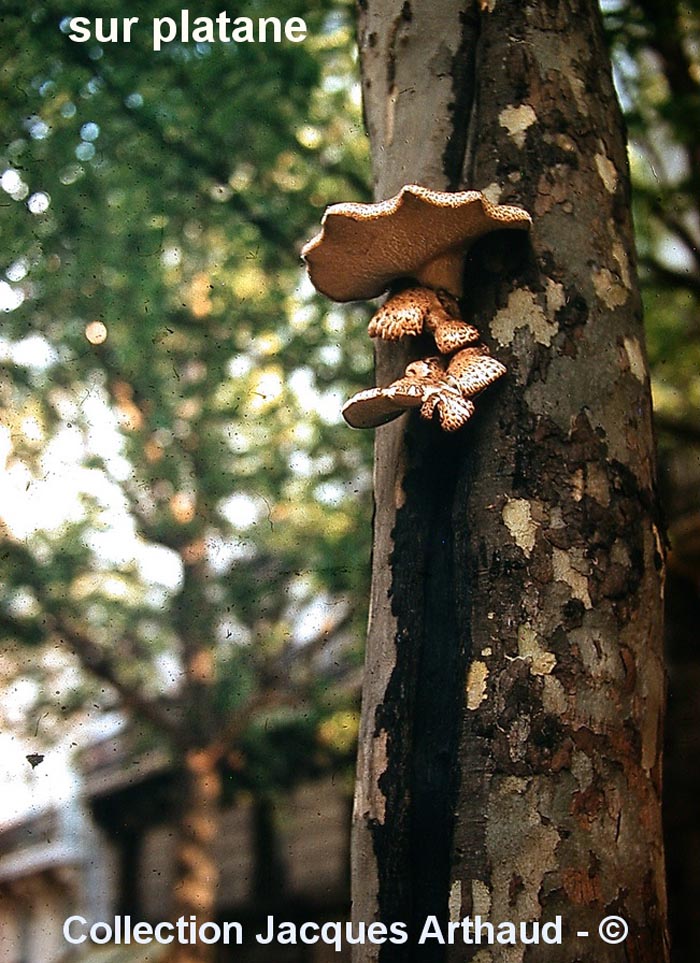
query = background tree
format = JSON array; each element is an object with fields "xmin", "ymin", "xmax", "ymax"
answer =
[
  {"xmin": 0, "ymin": 2, "xmax": 372, "ymax": 959},
  {"xmin": 603, "ymin": 3, "xmax": 700, "ymax": 956},
  {"xmin": 352, "ymin": 2, "xmax": 668, "ymax": 961}
]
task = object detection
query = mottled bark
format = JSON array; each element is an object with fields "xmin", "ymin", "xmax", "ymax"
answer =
[
  {"xmin": 352, "ymin": 2, "xmax": 668, "ymax": 962},
  {"xmin": 169, "ymin": 748, "xmax": 222, "ymax": 963}
]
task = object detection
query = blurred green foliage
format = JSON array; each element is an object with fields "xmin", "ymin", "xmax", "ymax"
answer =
[
  {"xmin": 604, "ymin": 0, "xmax": 700, "ymax": 438},
  {"xmin": 0, "ymin": 0, "xmax": 372, "ymax": 780}
]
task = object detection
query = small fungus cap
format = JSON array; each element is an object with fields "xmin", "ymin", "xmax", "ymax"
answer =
[{"xmin": 302, "ymin": 184, "xmax": 532, "ymax": 301}]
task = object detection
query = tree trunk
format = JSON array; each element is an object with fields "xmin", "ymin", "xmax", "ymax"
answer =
[
  {"xmin": 352, "ymin": 2, "xmax": 669, "ymax": 961},
  {"xmin": 169, "ymin": 747, "xmax": 222, "ymax": 963}
]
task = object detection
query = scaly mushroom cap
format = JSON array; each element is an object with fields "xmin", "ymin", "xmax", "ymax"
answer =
[
  {"xmin": 421, "ymin": 389, "xmax": 476, "ymax": 432},
  {"xmin": 342, "ymin": 355, "xmax": 447, "ymax": 429},
  {"xmin": 367, "ymin": 286, "xmax": 480, "ymax": 352},
  {"xmin": 302, "ymin": 184, "xmax": 531, "ymax": 302},
  {"xmin": 445, "ymin": 346, "xmax": 507, "ymax": 397}
]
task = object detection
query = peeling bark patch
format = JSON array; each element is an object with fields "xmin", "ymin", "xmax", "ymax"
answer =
[
  {"xmin": 498, "ymin": 104, "xmax": 537, "ymax": 148},
  {"xmin": 467, "ymin": 660, "xmax": 489, "ymax": 709},
  {"xmin": 490, "ymin": 288, "xmax": 558, "ymax": 347},
  {"xmin": 612, "ymin": 239, "xmax": 631, "ymax": 289},
  {"xmin": 482, "ymin": 182, "xmax": 503, "ymax": 204},
  {"xmin": 545, "ymin": 278, "xmax": 565, "ymax": 316},
  {"xmin": 592, "ymin": 266, "xmax": 629, "ymax": 308},
  {"xmin": 449, "ymin": 879, "xmax": 462, "ymax": 922},
  {"xmin": 486, "ymin": 778, "xmax": 560, "ymax": 934},
  {"xmin": 472, "ymin": 879, "xmax": 492, "ymax": 916},
  {"xmin": 518, "ymin": 624, "xmax": 556, "ymax": 675},
  {"xmin": 595, "ymin": 150, "xmax": 618, "ymax": 194},
  {"xmin": 623, "ymin": 336, "xmax": 646, "ymax": 383},
  {"xmin": 385, "ymin": 87, "xmax": 398, "ymax": 147},
  {"xmin": 372, "ymin": 730, "xmax": 389, "ymax": 824},
  {"xmin": 552, "ymin": 547, "xmax": 592, "ymax": 608},
  {"xmin": 356, "ymin": 728, "xmax": 388, "ymax": 825},
  {"xmin": 585, "ymin": 462, "xmax": 611, "ymax": 506},
  {"xmin": 542, "ymin": 674, "xmax": 567, "ymax": 714},
  {"xmin": 502, "ymin": 497, "xmax": 538, "ymax": 556},
  {"xmin": 479, "ymin": 0, "xmax": 496, "ymax": 11}
]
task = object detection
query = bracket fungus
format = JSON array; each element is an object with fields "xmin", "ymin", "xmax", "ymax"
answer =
[
  {"xmin": 302, "ymin": 184, "xmax": 532, "ymax": 431},
  {"xmin": 342, "ymin": 348, "xmax": 506, "ymax": 433}
]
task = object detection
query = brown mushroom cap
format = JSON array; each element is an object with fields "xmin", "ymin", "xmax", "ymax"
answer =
[{"xmin": 302, "ymin": 184, "xmax": 531, "ymax": 302}]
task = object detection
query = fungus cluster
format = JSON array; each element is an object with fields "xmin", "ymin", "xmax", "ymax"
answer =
[{"xmin": 302, "ymin": 184, "xmax": 531, "ymax": 431}]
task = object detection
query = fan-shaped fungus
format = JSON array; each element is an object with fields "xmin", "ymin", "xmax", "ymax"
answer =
[
  {"xmin": 302, "ymin": 184, "xmax": 531, "ymax": 353},
  {"xmin": 302, "ymin": 184, "xmax": 531, "ymax": 431}
]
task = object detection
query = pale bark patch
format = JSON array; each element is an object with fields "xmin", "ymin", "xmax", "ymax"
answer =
[
  {"xmin": 490, "ymin": 288, "xmax": 558, "ymax": 347},
  {"xmin": 481, "ymin": 181, "xmax": 503, "ymax": 204},
  {"xmin": 472, "ymin": 879, "xmax": 492, "ymax": 917},
  {"xmin": 502, "ymin": 497, "xmax": 538, "ymax": 556},
  {"xmin": 542, "ymin": 674, "xmax": 567, "ymax": 714},
  {"xmin": 571, "ymin": 749, "xmax": 594, "ymax": 790},
  {"xmin": 552, "ymin": 547, "xmax": 592, "ymax": 608},
  {"xmin": 595, "ymin": 150, "xmax": 618, "ymax": 193},
  {"xmin": 592, "ymin": 266, "xmax": 629, "ymax": 308},
  {"xmin": 545, "ymin": 277, "xmax": 566, "ymax": 315},
  {"xmin": 518, "ymin": 624, "xmax": 557, "ymax": 675},
  {"xmin": 449, "ymin": 880, "xmax": 462, "ymax": 922},
  {"xmin": 353, "ymin": 728, "xmax": 389, "ymax": 825},
  {"xmin": 498, "ymin": 104, "xmax": 537, "ymax": 148},
  {"xmin": 612, "ymin": 238, "xmax": 632, "ymax": 288},
  {"xmin": 586, "ymin": 462, "xmax": 611, "ymax": 505},
  {"xmin": 570, "ymin": 467, "xmax": 585, "ymax": 502},
  {"xmin": 623, "ymin": 335, "xmax": 646, "ymax": 383},
  {"xmin": 486, "ymin": 777, "xmax": 560, "ymax": 961},
  {"xmin": 466, "ymin": 660, "xmax": 489, "ymax": 709}
]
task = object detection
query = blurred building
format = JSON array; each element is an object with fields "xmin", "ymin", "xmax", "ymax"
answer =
[
  {"xmin": 0, "ymin": 732, "xmax": 352, "ymax": 963},
  {"xmin": 0, "ymin": 802, "xmax": 113, "ymax": 962}
]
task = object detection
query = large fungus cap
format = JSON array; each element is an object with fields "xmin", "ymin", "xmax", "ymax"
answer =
[{"xmin": 302, "ymin": 184, "xmax": 531, "ymax": 301}]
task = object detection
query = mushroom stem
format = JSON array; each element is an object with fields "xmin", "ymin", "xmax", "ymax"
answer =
[
  {"xmin": 367, "ymin": 286, "xmax": 480, "ymax": 354},
  {"xmin": 414, "ymin": 247, "xmax": 466, "ymax": 297}
]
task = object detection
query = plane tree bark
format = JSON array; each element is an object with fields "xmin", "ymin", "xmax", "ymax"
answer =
[{"xmin": 352, "ymin": 2, "xmax": 669, "ymax": 961}]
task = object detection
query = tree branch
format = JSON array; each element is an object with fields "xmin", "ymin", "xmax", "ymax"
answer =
[
  {"xmin": 654, "ymin": 411, "xmax": 700, "ymax": 444},
  {"xmin": 50, "ymin": 614, "xmax": 183, "ymax": 740},
  {"xmin": 639, "ymin": 255, "xmax": 700, "ymax": 295}
]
